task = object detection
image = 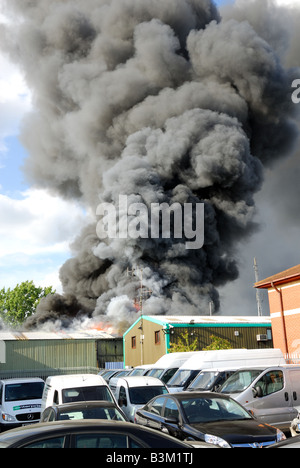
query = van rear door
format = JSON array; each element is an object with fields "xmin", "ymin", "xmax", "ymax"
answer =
[
  {"xmin": 287, "ymin": 369, "xmax": 300, "ymax": 414},
  {"xmin": 250, "ymin": 368, "xmax": 296, "ymax": 430}
]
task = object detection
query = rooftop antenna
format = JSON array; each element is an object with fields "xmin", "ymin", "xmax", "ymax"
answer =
[
  {"xmin": 253, "ymin": 257, "xmax": 263, "ymax": 317},
  {"xmin": 126, "ymin": 266, "xmax": 152, "ymax": 313}
]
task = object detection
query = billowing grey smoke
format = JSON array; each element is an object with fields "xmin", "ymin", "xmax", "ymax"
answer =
[{"xmin": 1, "ymin": 0, "xmax": 299, "ymax": 331}]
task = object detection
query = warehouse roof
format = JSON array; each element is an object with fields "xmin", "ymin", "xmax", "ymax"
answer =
[
  {"xmin": 0, "ymin": 328, "xmax": 117, "ymax": 341},
  {"xmin": 255, "ymin": 264, "xmax": 300, "ymax": 289},
  {"xmin": 124, "ymin": 315, "xmax": 271, "ymax": 335},
  {"xmin": 145, "ymin": 315, "xmax": 271, "ymax": 325}
]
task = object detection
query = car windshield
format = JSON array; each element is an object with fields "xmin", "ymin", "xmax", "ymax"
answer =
[
  {"xmin": 181, "ymin": 397, "xmax": 252, "ymax": 424},
  {"xmin": 220, "ymin": 369, "xmax": 263, "ymax": 394},
  {"xmin": 5, "ymin": 382, "xmax": 44, "ymax": 402},
  {"xmin": 129, "ymin": 386, "xmax": 168, "ymax": 405},
  {"xmin": 59, "ymin": 406, "xmax": 126, "ymax": 421},
  {"xmin": 62, "ymin": 386, "xmax": 114, "ymax": 403},
  {"xmin": 129, "ymin": 369, "xmax": 148, "ymax": 376},
  {"xmin": 161, "ymin": 368, "xmax": 178, "ymax": 384},
  {"xmin": 188, "ymin": 371, "xmax": 218, "ymax": 390},
  {"xmin": 147, "ymin": 369, "xmax": 164, "ymax": 379},
  {"xmin": 167, "ymin": 370, "xmax": 195, "ymax": 387}
]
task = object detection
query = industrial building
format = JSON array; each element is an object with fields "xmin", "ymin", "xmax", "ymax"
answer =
[
  {"xmin": 0, "ymin": 329, "xmax": 123, "ymax": 380},
  {"xmin": 0, "ymin": 312, "xmax": 276, "ymax": 375},
  {"xmin": 255, "ymin": 263, "xmax": 300, "ymax": 357},
  {"xmin": 123, "ymin": 315, "xmax": 273, "ymax": 367}
]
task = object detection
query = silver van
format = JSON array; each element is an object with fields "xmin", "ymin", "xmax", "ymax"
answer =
[{"xmin": 220, "ymin": 365, "xmax": 300, "ymax": 431}]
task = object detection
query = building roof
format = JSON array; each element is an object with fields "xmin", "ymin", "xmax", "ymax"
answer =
[
  {"xmin": 0, "ymin": 329, "xmax": 117, "ymax": 341},
  {"xmin": 124, "ymin": 315, "xmax": 271, "ymax": 335},
  {"xmin": 255, "ymin": 264, "xmax": 300, "ymax": 289},
  {"xmin": 146, "ymin": 315, "xmax": 270, "ymax": 325}
]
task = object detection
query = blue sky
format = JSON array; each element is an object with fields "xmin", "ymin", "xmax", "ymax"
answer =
[
  {"xmin": 0, "ymin": 0, "xmax": 299, "ymax": 318},
  {"xmin": 0, "ymin": 136, "xmax": 28, "ymax": 196}
]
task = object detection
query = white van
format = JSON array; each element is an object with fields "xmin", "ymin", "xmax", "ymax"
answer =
[
  {"xmin": 41, "ymin": 374, "xmax": 117, "ymax": 413},
  {"xmin": 0, "ymin": 378, "xmax": 44, "ymax": 431},
  {"xmin": 167, "ymin": 348, "xmax": 286, "ymax": 393},
  {"xmin": 186, "ymin": 366, "xmax": 239, "ymax": 392},
  {"xmin": 147, "ymin": 352, "xmax": 198, "ymax": 384},
  {"xmin": 220, "ymin": 365, "xmax": 300, "ymax": 431},
  {"xmin": 114, "ymin": 376, "xmax": 169, "ymax": 422},
  {"xmin": 128, "ymin": 364, "xmax": 154, "ymax": 376}
]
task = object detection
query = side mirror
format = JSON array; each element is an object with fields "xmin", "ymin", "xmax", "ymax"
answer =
[
  {"xmin": 252, "ymin": 386, "xmax": 263, "ymax": 398},
  {"xmin": 164, "ymin": 416, "xmax": 179, "ymax": 425}
]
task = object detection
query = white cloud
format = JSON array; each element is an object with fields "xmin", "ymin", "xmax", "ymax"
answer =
[
  {"xmin": 0, "ymin": 252, "xmax": 66, "ymax": 292},
  {"xmin": 0, "ymin": 56, "xmax": 32, "ymax": 154},
  {"xmin": 0, "ymin": 188, "xmax": 92, "ymax": 290},
  {"xmin": 274, "ymin": 0, "xmax": 300, "ymax": 7},
  {"xmin": 0, "ymin": 188, "xmax": 89, "ymax": 257},
  {"xmin": 0, "ymin": 3, "xmax": 32, "ymax": 155}
]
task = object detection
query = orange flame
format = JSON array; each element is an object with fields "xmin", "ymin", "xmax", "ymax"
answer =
[{"xmin": 88, "ymin": 321, "xmax": 118, "ymax": 336}]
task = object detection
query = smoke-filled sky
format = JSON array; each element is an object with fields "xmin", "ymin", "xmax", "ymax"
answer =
[{"xmin": 0, "ymin": 0, "xmax": 299, "ymax": 331}]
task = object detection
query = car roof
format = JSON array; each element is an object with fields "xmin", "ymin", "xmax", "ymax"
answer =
[
  {"xmin": 47, "ymin": 400, "xmax": 119, "ymax": 411},
  {"xmin": 0, "ymin": 419, "xmax": 189, "ymax": 447},
  {"xmin": 45, "ymin": 374, "xmax": 107, "ymax": 387},
  {"xmin": 118, "ymin": 376, "xmax": 166, "ymax": 387},
  {"xmin": 196, "ymin": 367, "xmax": 240, "ymax": 373},
  {"xmin": 0, "ymin": 420, "xmax": 136, "ymax": 440},
  {"xmin": 152, "ymin": 391, "xmax": 232, "ymax": 401},
  {"xmin": 0, "ymin": 378, "xmax": 44, "ymax": 384}
]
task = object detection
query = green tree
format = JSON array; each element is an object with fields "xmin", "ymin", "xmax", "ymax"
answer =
[
  {"xmin": 168, "ymin": 330, "xmax": 199, "ymax": 353},
  {"xmin": 202, "ymin": 334, "xmax": 233, "ymax": 351},
  {"xmin": 0, "ymin": 281, "xmax": 55, "ymax": 328}
]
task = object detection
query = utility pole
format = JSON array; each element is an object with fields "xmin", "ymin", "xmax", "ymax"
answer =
[
  {"xmin": 253, "ymin": 257, "xmax": 263, "ymax": 317},
  {"xmin": 127, "ymin": 266, "xmax": 152, "ymax": 365}
]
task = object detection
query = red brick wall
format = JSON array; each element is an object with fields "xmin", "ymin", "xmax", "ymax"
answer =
[{"xmin": 268, "ymin": 281, "xmax": 300, "ymax": 355}]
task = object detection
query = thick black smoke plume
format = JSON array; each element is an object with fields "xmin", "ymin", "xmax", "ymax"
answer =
[{"xmin": 1, "ymin": 0, "xmax": 299, "ymax": 331}]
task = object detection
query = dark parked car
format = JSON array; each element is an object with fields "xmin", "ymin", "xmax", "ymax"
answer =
[
  {"xmin": 135, "ymin": 392, "xmax": 286, "ymax": 448},
  {"xmin": 40, "ymin": 401, "xmax": 128, "ymax": 423},
  {"xmin": 0, "ymin": 419, "xmax": 196, "ymax": 448},
  {"xmin": 267, "ymin": 435, "xmax": 300, "ymax": 448}
]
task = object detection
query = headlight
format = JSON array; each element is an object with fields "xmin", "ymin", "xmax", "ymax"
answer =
[
  {"xmin": 276, "ymin": 429, "xmax": 286, "ymax": 442},
  {"xmin": 2, "ymin": 413, "xmax": 16, "ymax": 422},
  {"xmin": 204, "ymin": 434, "xmax": 231, "ymax": 448}
]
